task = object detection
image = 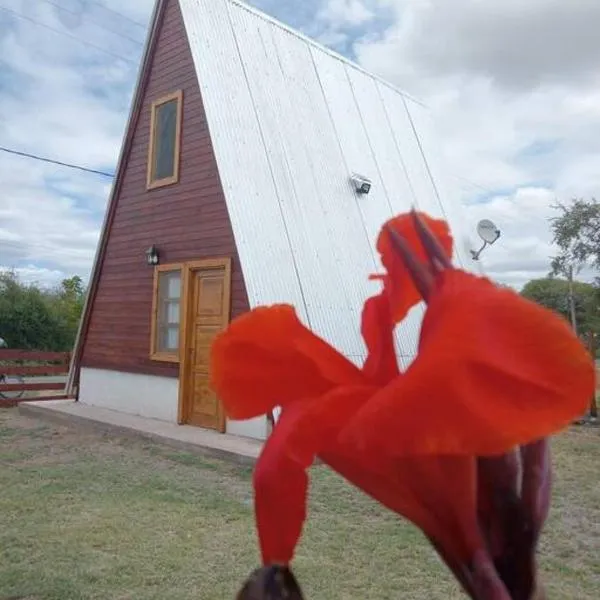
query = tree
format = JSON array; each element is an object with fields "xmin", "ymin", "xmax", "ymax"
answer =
[
  {"xmin": 0, "ymin": 271, "xmax": 59, "ymax": 350},
  {"xmin": 520, "ymin": 277, "xmax": 600, "ymax": 335},
  {"xmin": 550, "ymin": 198, "xmax": 600, "ymax": 275},
  {"xmin": 0, "ymin": 270, "xmax": 87, "ymax": 351},
  {"xmin": 522, "ymin": 277, "xmax": 599, "ymax": 420},
  {"xmin": 50, "ymin": 276, "xmax": 86, "ymax": 347},
  {"xmin": 549, "ymin": 198, "xmax": 600, "ymax": 334}
]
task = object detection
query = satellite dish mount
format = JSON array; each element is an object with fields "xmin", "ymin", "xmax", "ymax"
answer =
[{"xmin": 470, "ymin": 219, "xmax": 501, "ymax": 261}]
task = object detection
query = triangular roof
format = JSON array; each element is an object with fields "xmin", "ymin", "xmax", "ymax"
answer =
[{"xmin": 68, "ymin": 0, "xmax": 478, "ymax": 393}]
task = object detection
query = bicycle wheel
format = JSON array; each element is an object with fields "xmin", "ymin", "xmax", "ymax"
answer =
[{"xmin": 0, "ymin": 374, "xmax": 25, "ymax": 399}]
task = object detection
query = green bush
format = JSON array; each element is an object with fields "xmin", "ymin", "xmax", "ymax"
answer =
[{"xmin": 0, "ymin": 270, "xmax": 86, "ymax": 352}]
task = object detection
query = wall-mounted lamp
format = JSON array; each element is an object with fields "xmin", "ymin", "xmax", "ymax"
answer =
[
  {"xmin": 351, "ymin": 173, "xmax": 372, "ymax": 195},
  {"xmin": 145, "ymin": 245, "xmax": 160, "ymax": 266},
  {"xmin": 470, "ymin": 219, "xmax": 501, "ymax": 261}
]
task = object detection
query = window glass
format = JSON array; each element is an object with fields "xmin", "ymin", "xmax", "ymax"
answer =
[
  {"xmin": 165, "ymin": 326, "xmax": 179, "ymax": 351},
  {"xmin": 156, "ymin": 270, "xmax": 181, "ymax": 354},
  {"xmin": 149, "ymin": 93, "xmax": 180, "ymax": 186}
]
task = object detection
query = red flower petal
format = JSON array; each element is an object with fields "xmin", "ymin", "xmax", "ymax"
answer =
[
  {"xmin": 253, "ymin": 386, "xmax": 375, "ymax": 565},
  {"xmin": 373, "ymin": 212, "xmax": 453, "ymax": 324},
  {"xmin": 360, "ymin": 293, "xmax": 400, "ymax": 383},
  {"xmin": 321, "ymin": 447, "xmax": 483, "ymax": 566},
  {"xmin": 254, "ymin": 385, "xmax": 484, "ymax": 569},
  {"xmin": 253, "ymin": 402, "xmax": 311, "ymax": 565},
  {"xmin": 342, "ymin": 270, "xmax": 595, "ymax": 456},
  {"xmin": 209, "ymin": 304, "xmax": 366, "ymax": 419}
]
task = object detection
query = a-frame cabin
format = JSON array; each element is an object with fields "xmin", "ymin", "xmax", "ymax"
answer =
[{"xmin": 69, "ymin": 0, "xmax": 479, "ymax": 441}]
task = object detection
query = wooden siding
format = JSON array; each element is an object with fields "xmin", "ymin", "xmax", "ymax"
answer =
[{"xmin": 80, "ymin": 0, "xmax": 249, "ymax": 378}]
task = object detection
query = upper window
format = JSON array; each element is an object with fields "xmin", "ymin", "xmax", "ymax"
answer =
[
  {"xmin": 151, "ymin": 266, "xmax": 182, "ymax": 362},
  {"xmin": 146, "ymin": 90, "xmax": 183, "ymax": 190}
]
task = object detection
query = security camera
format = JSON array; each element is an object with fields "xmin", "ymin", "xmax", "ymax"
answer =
[{"xmin": 351, "ymin": 173, "xmax": 372, "ymax": 195}]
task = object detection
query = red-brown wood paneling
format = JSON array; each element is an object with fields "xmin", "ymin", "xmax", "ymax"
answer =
[{"xmin": 80, "ymin": 0, "xmax": 249, "ymax": 378}]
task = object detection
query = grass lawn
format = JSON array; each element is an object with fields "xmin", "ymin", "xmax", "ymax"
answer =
[{"xmin": 0, "ymin": 409, "xmax": 598, "ymax": 599}]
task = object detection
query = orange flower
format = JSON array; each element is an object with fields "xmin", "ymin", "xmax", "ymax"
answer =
[
  {"xmin": 342, "ymin": 268, "xmax": 595, "ymax": 457},
  {"xmin": 210, "ymin": 210, "xmax": 594, "ymax": 598},
  {"xmin": 369, "ymin": 211, "xmax": 453, "ymax": 323},
  {"xmin": 210, "ymin": 304, "xmax": 366, "ymax": 421}
]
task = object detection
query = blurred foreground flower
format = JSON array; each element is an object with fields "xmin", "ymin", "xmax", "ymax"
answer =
[{"xmin": 211, "ymin": 210, "xmax": 595, "ymax": 600}]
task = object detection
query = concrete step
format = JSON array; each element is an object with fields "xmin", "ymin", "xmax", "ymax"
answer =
[{"xmin": 18, "ymin": 400, "xmax": 262, "ymax": 466}]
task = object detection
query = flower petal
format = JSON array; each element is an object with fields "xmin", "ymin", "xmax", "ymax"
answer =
[
  {"xmin": 209, "ymin": 304, "xmax": 365, "ymax": 419},
  {"xmin": 342, "ymin": 270, "xmax": 595, "ymax": 456},
  {"xmin": 361, "ymin": 293, "xmax": 400, "ymax": 383},
  {"xmin": 373, "ymin": 211, "xmax": 453, "ymax": 323},
  {"xmin": 253, "ymin": 402, "xmax": 311, "ymax": 565},
  {"xmin": 321, "ymin": 446, "xmax": 484, "ymax": 568},
  {"xmin": 253, "ymin": 386, "xmax": 375, "ymax": 565}
]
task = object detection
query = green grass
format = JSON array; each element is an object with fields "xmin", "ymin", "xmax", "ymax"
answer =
[{"xmin": 0, "ymin": 409, "xmax": 598, "ymax": 599}]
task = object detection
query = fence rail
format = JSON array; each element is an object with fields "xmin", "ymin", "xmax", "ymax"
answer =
[
  {"xmin": 0, "ymin": 364, "xmax": 67, "ymax": 376},
  {"xmin": 0, "ymin": 349, "xmax": 72, "ymax": 406},
  {"xmin": 0, "ymin": 349, "xmax": 70, "ymax": 362}
]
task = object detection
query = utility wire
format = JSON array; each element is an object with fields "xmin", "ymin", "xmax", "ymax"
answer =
[
  {"xmin": 0, "ymin": 146, "xmax": 115, "ymax": 178},
  {"xmin": 0, "ymin": 4, "xmax": 137, "ymax": 64},
  {"xmin": 453, "ymin": 173, "xmax": 497, "ymax": 196},
  {"xmin": 39, "ymin": 0, "xmax": 144, "ymax": 46},
  {"xmin": 85, "ymin": 0, "xmax": 146, "ymax": 29},
  {"xmin": 0, "ymin": 145, "xmax": 497, "ymax": 198}
]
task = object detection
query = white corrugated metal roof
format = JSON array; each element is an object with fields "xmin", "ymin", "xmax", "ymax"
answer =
[{"xmin": 179, "ymin": 0, "xmax": 481, "ymax": 365}]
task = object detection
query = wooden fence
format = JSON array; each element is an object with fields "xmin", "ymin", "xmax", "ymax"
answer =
[
  {"xmin": 581, "ymin": 333, "xmax": 599, "ymax": 420},
  {"xmin": 0, "ymin": 349, "xmax": 72, "ymax": 407}
]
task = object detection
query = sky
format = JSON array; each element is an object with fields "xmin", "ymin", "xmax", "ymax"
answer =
[{"xmin": 1, "ymin": 0, "xmax": 599, "ymax": 291}]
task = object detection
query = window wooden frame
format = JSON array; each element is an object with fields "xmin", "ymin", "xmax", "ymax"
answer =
[
  {"xmin": 146, "ymin": 90, "xmax": 183, "ymax": 190},
  {"xmin": 150, "ymin": 263, "xmax": 185, "ymax": 363}
]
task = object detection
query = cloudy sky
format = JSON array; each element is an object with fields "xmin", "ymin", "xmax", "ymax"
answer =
[{"xmin": 1, "ymin": 0, "xmax": 599, "ymax": 290}]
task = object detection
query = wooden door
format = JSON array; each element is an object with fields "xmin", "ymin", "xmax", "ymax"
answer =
[{"xmin": 180, "ymin": 260, "xmax": 231, "ymax": 431}]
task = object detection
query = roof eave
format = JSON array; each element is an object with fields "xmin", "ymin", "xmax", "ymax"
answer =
[{"xmin": 65, "ymin": 0, "xmax": 169, "ymax": 396}]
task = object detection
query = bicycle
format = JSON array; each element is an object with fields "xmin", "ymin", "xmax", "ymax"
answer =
[{"xmin": 0, "ymin": 372, "xmax": 25, "ymax": 400}]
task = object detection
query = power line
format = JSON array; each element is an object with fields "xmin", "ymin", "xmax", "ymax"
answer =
[
  {"xmin": 0, "ymin": 146, "xmax": 115, "ymax": 178},
  {"xmin": 0, "ymin": 4, "xmax": 137, "ymax": 64},
  {"xmin": 39, "ymin": 0, "xmax": 144, "ymax": 46},
  {"xmin": 0, "ymin": 145, "xmax": 500, "ymax": 196},
  {"xmin": 453, "ymin": 174, "xmax": 497, "ymax": 196},
  {"xmin": 85, "ymin": 0, "xmax": 146, "ymax": 29}
]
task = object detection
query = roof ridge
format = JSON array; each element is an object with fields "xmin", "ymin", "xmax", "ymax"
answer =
[{"xmin": 222, "ymin": 0, "xmax": 427, "ymax": 108}]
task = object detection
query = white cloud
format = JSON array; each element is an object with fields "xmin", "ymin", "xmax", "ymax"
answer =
[
  {"xmin": 1, "ymin": 0, "xmax": 599, "ymax": 293},
  {"xmin": 317, "ymin": 0, "xmax": 375, "ymax": 26},
  {"xmin": 463, "ymin": 187, "xmax": 558, "ymax": 288},
  {"xmin": 9, "ymin": 265, "xmax": 72, "ymax": 289},
  {"xmin": 0, "ymin": 0, "xmax": 146, "ymax": 285},
  {"xmin": 353, "ymin": 0, "xmax": 600, "ymax": 288},
  {"xmin": 353, "ymin": 0, "xmax": 600, "ymax": 90},
  {"xmin": 0, "ymin": 151, "xmax": 101, "ymax": 273}
]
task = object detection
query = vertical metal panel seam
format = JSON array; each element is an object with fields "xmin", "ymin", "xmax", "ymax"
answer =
[
  {"xmin": 344, "ymin": 65, "xmax": 396, "ymax": 219},
  {"xmin": 403, "ymin": 97, "xmax": 446, "ymax": 215},
  {"xmin": 308, "ymin": 46, "xmax": 378, "ymax": 271},
  {"xmin": 228, "ymin": 0, "xmax": 426, "ymax": 108},
  {"xmin": 375, "ymin": 82, "xmax": 419, "ymax": 208},
  {"xmin": 403, "ymin": 104, "xmax": 454, "ymax": 217},
  {"xmin": 223, "ymin": 0, "xmax": 312, "ymax": 324},
  {"xmin": 402, "ymin": 98, "xmax": 466, "ymax": 269}
]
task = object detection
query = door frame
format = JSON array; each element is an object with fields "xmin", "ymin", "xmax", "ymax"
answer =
[{"xmin": 177, "ymin": 257, "xmax": 232, "ymax": 431}]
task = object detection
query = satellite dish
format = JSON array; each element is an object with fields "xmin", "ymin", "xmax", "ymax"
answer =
[
  {"xmin": 477, "ymin": 219, "xmax": 501, "ymax": 244},
  {"xmin": 470, "ymin": 219, "xmax": 501, "ymax": 260}
]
